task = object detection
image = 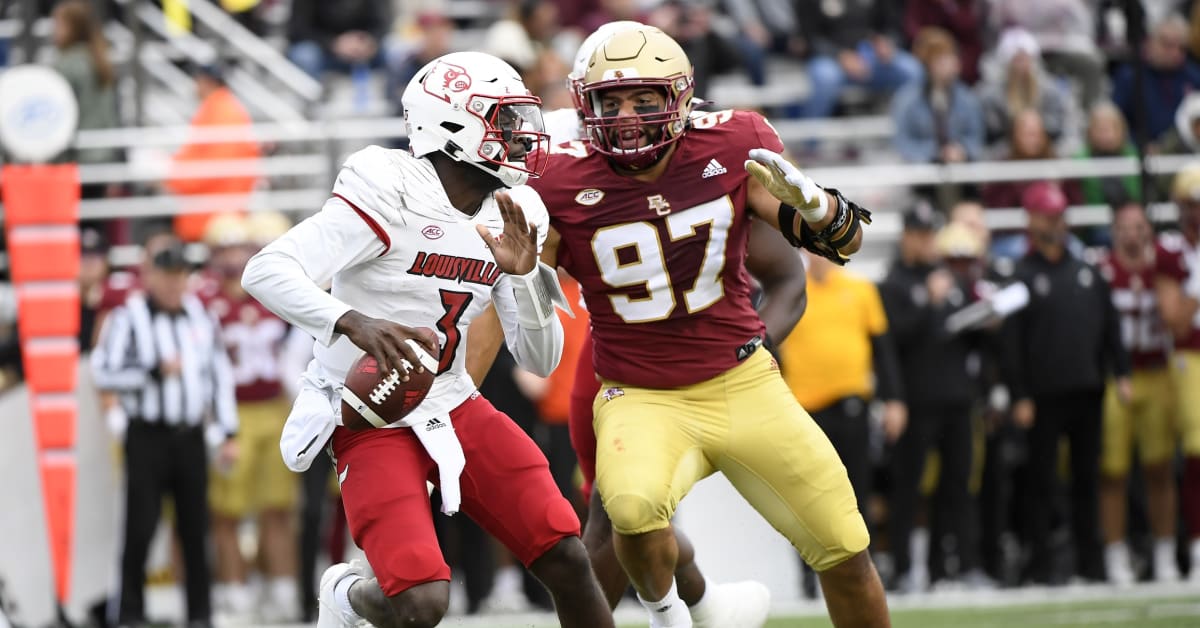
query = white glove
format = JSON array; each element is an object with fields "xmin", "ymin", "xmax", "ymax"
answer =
[{"xmin": 744, "ymin": 148, "xmax": 828, "ymax": 222}]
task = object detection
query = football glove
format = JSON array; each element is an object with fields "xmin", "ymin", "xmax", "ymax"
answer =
[{"xmin": 744, "ymin": 148, "xmax": 828, "ymax": 222}]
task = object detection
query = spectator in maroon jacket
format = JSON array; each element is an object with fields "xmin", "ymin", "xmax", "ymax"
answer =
[
  {"xmin": 904, "ymin": 0, "xmax": 987, "ymax": 84},
  {"xmin": 981, "ymin": 109, "xmax": 1080, "ymax": 209}
]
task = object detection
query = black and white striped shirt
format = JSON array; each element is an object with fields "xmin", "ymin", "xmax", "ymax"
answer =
[{"xmin": 91, "ymin": 292, "xmax": 238, "ymax": 435}]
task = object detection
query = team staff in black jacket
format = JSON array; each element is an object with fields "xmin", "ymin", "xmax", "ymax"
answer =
[
  {"xmin": 1002, "ymin": 182, "xmax": 1131, "ymax": 585},
  {"xmin": 879, "ymin": 202, "xmax": 981, "ymax": 591}
]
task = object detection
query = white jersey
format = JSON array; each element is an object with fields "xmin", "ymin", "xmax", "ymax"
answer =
[
  {"xmin": 543, "ymin": 107, "xmax": 584, "ymax": 144},
  {"xmin": 243, "ymin": 145, "xmax": 561, "ymax": 428}
]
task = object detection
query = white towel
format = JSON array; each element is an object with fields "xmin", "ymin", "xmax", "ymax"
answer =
[{"xmin": 414, "ymin": 414, "xmax": 466, "ymax": 515}]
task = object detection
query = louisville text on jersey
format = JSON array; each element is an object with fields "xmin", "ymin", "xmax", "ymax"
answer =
[{"xmin": 406, "ymin": 252, "xmax": 502, "ymax": 286}]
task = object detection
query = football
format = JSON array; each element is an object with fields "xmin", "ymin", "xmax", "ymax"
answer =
[{"xmin": 340, "ymin": 339, "xmax": 439, "ymax": 431}]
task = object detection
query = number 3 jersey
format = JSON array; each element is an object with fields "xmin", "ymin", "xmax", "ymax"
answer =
[
  {"xmin": 244, "ymin": 146, "xmax": 557, "ymax": 428},
  {"xmin": 1098, "ymin": 241, "xmax": 1189, "ymax": 369},
  {"xmin": 530, "ymin": 110, "xmax": 783, "ymax": 388}
]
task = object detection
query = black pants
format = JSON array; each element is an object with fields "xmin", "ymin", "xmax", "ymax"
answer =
[
  {"xmin": 810, "ymin": 397, "xmax": 872, "ymax": 519},
  {"xmin": 119, "ymin": 421, "xmax": 211, "ymax": 624},
  {"xmin": 799, "ymin": 397, "xmax": 872, "ymax": 598},
  {"xmin": 1023, "ymin": 391, "xmax": 1104, "ymax": 582},
  {"xmin": 299, "ymin": 450, "xmax": 333, "ymax": 622},
  {"xmin": 889, "ymin": 401, "xmax": 974, "ymax": 580}
]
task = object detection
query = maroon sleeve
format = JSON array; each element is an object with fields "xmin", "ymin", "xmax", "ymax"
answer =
[
  {"xmin": 1156, "ymin": 245, "xmax": 1190, "ymax": 282},
  {"xmin": 747, "ymin": 111, "xmax": 786, "ymax": 155}
]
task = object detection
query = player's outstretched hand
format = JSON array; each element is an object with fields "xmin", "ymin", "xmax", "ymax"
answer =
[
  {"xmin": 335, "ymin": 311, "xmax": 439, "ymax": 381},
  {"xmin": 744, "ymin": 148, "xmax": 825, "ymax": 215},
  {"xmin": 478, "ymin": 191, "xmax": 538, "ymax": 276}
]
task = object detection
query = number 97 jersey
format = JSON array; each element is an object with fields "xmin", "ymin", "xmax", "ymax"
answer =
[{"xmin": 531, "ymin": 109, "xmax": 783, "ymax": 388}]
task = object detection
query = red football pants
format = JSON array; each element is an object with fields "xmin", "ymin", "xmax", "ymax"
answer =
[
  {"xmin": 331, "ymin": 393, "xmax": 580, "ymax": 595},
  {"xmin": 568, "ymin": 331, "xmax": 603, "ymax": 503}
]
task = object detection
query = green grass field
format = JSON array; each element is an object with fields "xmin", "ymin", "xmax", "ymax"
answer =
[{"xmin": 611, "ymin": 596, "xmax": 1200, "ymax": 628}]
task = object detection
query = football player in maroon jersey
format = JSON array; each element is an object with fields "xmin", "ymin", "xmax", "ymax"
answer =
[{"xmin": 529, "ymin": 24, "xmax": 884, "ymax": 628}]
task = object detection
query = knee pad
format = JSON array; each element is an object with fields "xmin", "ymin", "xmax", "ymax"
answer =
[{"xmin": 603, "ymin": 492, "xmax": 669, "ymax": 536}]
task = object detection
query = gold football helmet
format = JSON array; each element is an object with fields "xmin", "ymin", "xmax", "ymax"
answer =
[
  {"xmin": 244, "ymin": 210, "xmax": 292, "ymax": 246},
  {"xmin": 203, "ymin": 212, "xmax": 250, "ymax": 249},
  {"xmin": 579, "ymin": 25, "xmax": 695, "ymax": 169},
  {"xmin": 1172, "ymin": 162, "xmax": 1200, "ymax": 201}
]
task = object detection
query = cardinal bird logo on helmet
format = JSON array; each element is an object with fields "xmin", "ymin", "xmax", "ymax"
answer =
[{"xmin": 423, "ymin": 61, "xmax": 473, "ymax": 102}]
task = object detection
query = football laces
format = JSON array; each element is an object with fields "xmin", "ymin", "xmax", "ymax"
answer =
[{"xmin": 369, "ymin": 360, "xmax": 411, "ymax": 405}]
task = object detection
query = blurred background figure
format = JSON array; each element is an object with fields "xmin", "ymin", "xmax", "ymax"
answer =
[
  {"xmin": 980, "ymin": 109, "xmax": 1078, "ymax": 209},
  {"xmin": 200, "ymin": 213, "xmax": 299, "ymax": 623},
  {"xmin": 1076, "ymin": 102, "xmax": 1140, "ymax": 209},
  {"xmin": 79, "ymin": 227, "xmax": 111, "ymax": 352},
  {"xmin": 1164, "ymin": 165, "xmax": 1200, "ymax": 584},
  {"xmin": 892, "ymin": 27, "xmax": 983, "ymax": 165},
  {"xmin": 90, "ymin": 238, "xmax": 239, "ymax": 628},
  {"xmin": 778, "ymin": 248, "xmax": 903, "ymax": 598},
  {"xmin": 903, "ymin": 0, "xmax": 985, "ymax": 85},
  {"xmin": 978, "ymin": 28, "xmax": 1074, "ymax": 155},
  {"xmin": 165, "ymin": 63, "xmax": 261, "ymax": 243},
  {"xmin": 1096, "ymin": 202, "xmax": 1189, "ymax": 586},
  {"xmin": 386, "ymin": 11, "xmax": 456, "ymax": 114},
  {"xmin": 50, "ymin": 0, "xmax": 119, "ymax": 196},
  {"xmin": 796, "ymin": 0, "xmax": 921, "ymax": 119},
  {"xmin": 879, "ymin": 203, "xmax": 980, "ymax": 592},
  {"xmin": 1002, "ymin": 181, "xmax": 1130, "ymax": 586},
  {"xmin": 1113, "ymin": 14, "xmax": 1200, "ymax": 144},
  {"xmin": 286, "ymin": 0, "xmax": 389, "ymax": 80},
  {"xmin": 991, "ymin": 0, "xmax": 1105, "ymax": 108}
]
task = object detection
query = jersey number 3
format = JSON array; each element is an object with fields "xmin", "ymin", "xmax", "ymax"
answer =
[
  {"xmin": 436, "ymin": 290, "xmax": 472, "ymax": 374},
  {"xmin": 591, "ymin": 196, "xmax": 735, "ymax": 323}
]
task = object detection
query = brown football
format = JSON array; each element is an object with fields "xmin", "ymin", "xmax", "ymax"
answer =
[{"xmin": 340, "ymin": 340, "xmax": 438, "ymax": 431}]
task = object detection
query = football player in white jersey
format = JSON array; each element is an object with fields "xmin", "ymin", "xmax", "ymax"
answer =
[{"xmin": 243, "ymin": 52, "xmax": 615, "ymax": 628}]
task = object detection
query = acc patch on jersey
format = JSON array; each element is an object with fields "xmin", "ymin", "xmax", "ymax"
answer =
[{"xmin": 575, "ymin": 189, "xmax": 605, "ymax": 206}]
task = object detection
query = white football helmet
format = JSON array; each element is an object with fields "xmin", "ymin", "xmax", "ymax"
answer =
[
  {"xmin": 402, "ymin": 51, "xmax": 550, "ymax": 187},
  {"xmin": 569, "ymin": 21, "xmax": 645, "ymax": 112}
]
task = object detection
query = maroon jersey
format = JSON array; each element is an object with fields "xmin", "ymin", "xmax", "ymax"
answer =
[
  {"xmin": 204, "ymin": 290, "xmax": 288, "ymax": 401},
  {"xmin": 1161, "ymin": 232, "xmax": 1200, "ymax": 351},
  {"xmin": 1098, "ymin": 241, "xmax": 1188, "ymax": 369},
  {"xmin": 531, "ymin": 110, "xmax": 783, "ymax": 387}
]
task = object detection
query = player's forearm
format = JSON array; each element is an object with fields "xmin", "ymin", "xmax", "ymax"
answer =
[
  {"xmin": 812, "ymin": 191, "xmax": 863, "ymax": 254},
  {"xmin": 505, "ymin": 267, "xmax": 565, "ymax": 377},
  {"xmin": 757, "ymin": 278, "xmax": 807, "ymax": 344},
  {"xmin": 211, "ymin": 349, "xmax": 239, "ymax": 437},
  {"xmin": 507, "ymin": 321, "xmax": 563, "ymax": 378},
  {"xmin": 90, "ymin": 366, "xmax": 151, "ymax": 391},
  {"xmin": 242, "ymin": 249, "xmax": 353, "ymax": 347},
  {"xmin": 465, "ymin": 304, "xmax": 505, "ymax": 385}
]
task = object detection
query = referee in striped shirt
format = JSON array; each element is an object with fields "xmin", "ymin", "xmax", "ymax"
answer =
[{"xmin": 91, "ymin": 239, "xmax": 238, "ymax": 627}]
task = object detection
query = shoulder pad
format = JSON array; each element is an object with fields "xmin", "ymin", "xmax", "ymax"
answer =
[{"xmin": 332, "ymin": 146, "xmax": 444, "ymax": 225}]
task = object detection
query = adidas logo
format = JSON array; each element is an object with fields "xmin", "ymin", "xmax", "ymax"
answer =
[
  {"xmin": 701, "ymin": 158, "xmax": 727, "ymax": 178},
  {"xmin": 425, "ymin": 417, "xmax": 447, "ymax": 432}
]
